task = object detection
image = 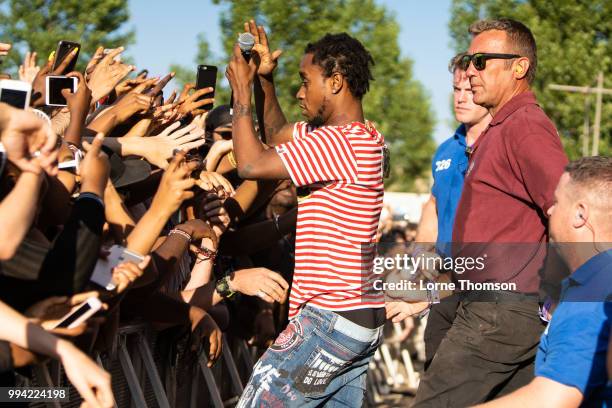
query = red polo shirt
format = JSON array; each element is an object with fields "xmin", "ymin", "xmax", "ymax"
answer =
[{"xmin": 452, "ymin": 91, "xmax": 568, "ymax": 294}]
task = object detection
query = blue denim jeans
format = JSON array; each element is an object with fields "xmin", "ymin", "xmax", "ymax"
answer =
[{"xmin": 237, "ymin": 305, "xmax": 383, "ymax": 407}]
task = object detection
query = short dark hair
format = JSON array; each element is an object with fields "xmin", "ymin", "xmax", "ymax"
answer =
[
  {"xmin": 565, "ymin": 156, "xmax": 612, "ymax": 192},
  {"xmin": 448, "ymin": 52, "xmax": 468, "ymax": 73},
  {"xmin": 304, "ymin": 33, "xmax": 374, "ymax": 99},
  {"xmin": 469, "ymin": 18, "xmax": 537, "ymax": 84}
]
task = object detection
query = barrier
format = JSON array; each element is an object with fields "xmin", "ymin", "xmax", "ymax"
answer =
[{"xmin": 17, "ymin": 318, "xmax": 422, "ymax": 407}]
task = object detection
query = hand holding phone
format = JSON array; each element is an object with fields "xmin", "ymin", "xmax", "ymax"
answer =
[
  {"xmin": 90, "ymin": 245, "xmax": 145, "ymax": 291},
  {"xmin": 46, "ymin": 75, "xmax": 77, "ymax": 106},
  {"xmin": 196, "ymin": 65, "xmax": 217, "ymax": 111},
  {"xmin": 52, "ymin": 40, "xmax": 80, "ymax": 73},
  {"xmin": 0, "ymin": 79, "xmax": 32, "ymax": 109},
  {"xmin": 53, "ymin": 297, "xmax": 103, "ymax": 329}
]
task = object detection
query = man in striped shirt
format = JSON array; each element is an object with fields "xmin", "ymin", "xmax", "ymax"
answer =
[{"xmin": 226, "ymin": 21, "xmax": 385, "ymax": 407}]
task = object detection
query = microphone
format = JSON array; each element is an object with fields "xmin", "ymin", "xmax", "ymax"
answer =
[
  {"xmin": 238, "ymin": 32, "xmax": 255, "ymax": 61},
  {"xmin": 231, "ymin": 32, "xmax": 256, "ymax": 115}
]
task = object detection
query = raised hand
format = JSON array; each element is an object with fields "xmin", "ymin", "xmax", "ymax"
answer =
[
  {"xmin": 25, "ymin": 291, "xmax": 105, "ymax": 330},
  {"xmin": 177, "ymin": 87, "xmax": 214, "ymax": 116},
  {"xmin": 87, "ymin": 47, "xmax": 134, "ymax": 102},
  {"xmin": 245, "ymin": 20, "xmax": 283, "ymax": 77},
  {"xmin": 18, "ymin": 51, "xmax": 40, "ymax": 83},
  {"xmin": 149, "ymin": 150, "xmax": 198, "ymax": 218},
  {"xmin": 79, "ymin": 133, "xmax": 110, "ymax": 197},
  {"xmin": 0, "ymin": 104, "xmax": 57, "ymax": 175},
  {"xmin": 138, "ymin": 122, "xmax": 205, "ymax": 169},
  {"xmin": 108, "ymin": 92, "xmax": 153, "ymax": 123},
  {"xmin": 29, "ymin": 48, "xmax": 79, "ymax": 107},
  {"xmin": 197, "ymin": 171, "xmax": 234, "ymax": 195},
  {"xmin": 63, "ymin": 72, "xmax": 92, "ymax": 126}
]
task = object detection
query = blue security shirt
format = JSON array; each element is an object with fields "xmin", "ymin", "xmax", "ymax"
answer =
[
  {"xmin": 431, "ymin": 125, "xmax": 469, "ymax": 256},
  {"xmin": 535, "ymin": 249, "xmax": 612, "ymax": 407}
]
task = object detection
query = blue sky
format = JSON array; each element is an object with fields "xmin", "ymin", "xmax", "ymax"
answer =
[{"xmin": 127, "ymin": 0, "xmax": 456, "ymax": 144}]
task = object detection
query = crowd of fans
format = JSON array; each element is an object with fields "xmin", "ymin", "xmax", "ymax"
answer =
[
  {"xmin": 0, "ymin": 14, "xmax": 610, "ymax": 408},
  {"xmin": 0, "ymin": 24, "xmax": 299, "ymax": 407}
]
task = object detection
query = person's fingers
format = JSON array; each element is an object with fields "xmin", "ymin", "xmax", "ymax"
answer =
[
  {"xmin": 131, "ymin": 77, "xmax": 158, "ymax": 94},
  {"xmin": 69, "ymin": 291, "xmax": 101, "ymax": 306},
  {"xmin": 207, "ymin": 330, "xmax": 220, "ymax": 366},
  {"xmin": 186, "ymin": 87, "xmax": 214, "ymax": 103},
  {"xmin": 66, "ymin": 70, "xmax": 85, "ymax": 84},
  {"xmin": 166, "ymin": 90, "xmax": 177, "ymax": 104},
  {"xmin": 262, "ymin": 280, "xmax": 285, "ymax": 303},
  {"xmin": 271, "ymin": 49, "xmax": 283, "ymax": 61},
  {"xmin": 211, "ymin": 173, "xmax": 234, "ymax": 193},
  {"xmin": 259, "ymin": 25, "xmax": 270, "ymax": 47},
  {"xmin": 186, "ymin": 97, "xmax": 215, "ymax": 111},
  {"xmin": 73, "ymin": 380, "xmax": 100, "ymax": 408},
  {"xmin": 159, "ymin": 120, "xmax": 181, "ymax": 137},
  {"xmin": 181, "ymin": 190, "xmax": 195, "ymax": 201},
  {"xmin": 168, "ymin": 123, "xmax": 196, "ymax": 139},
  {"xmin": 179, "ymin": 139, "xmax": 207, "ymax": 153},
  {"xmin": 249, "ymin": 20, "xmax": 260, "ymax": 44},
  {"xmin": 85, "ymin": 133, "xmax": 105, "ymax": 156},
  {"xmin": 54, "ymin": 46, "xmax": 78, "ymax": 74},
  {"xmin": 174, "ymin": 177, "xmax": 197, "ymax": 192},
  {"xmin": 232, "ymin": 42, "xmax": 243, "ymax": 59},
  {"xmin": 148, "ymin": 72, "xmax": 174, "ymax": 96},
  {"xmin": 266, "ymin": 271, "xmax": 289, "ymax": 291},
  {"xmin": 392, "ymin": 312, "xmax": 409, "ymax": 324},
  {"xmin": 166, "ymin": 149, "xmax": 187, "ymax": 173},
  {"xmin": 138, "ymin": 255, "xmax": 151, "ymax": 270},
  {"xmin": 60, "ymin": 88, "xmax": 74, "ymax": 100},
  {"xmin": 101, "ymin": 47, "xmax": 124, "ymax": 65},
  {"xmin": 175, "ymin": 128, "xmax": 205, "ymax": 144},
  {"xmin": 30, "ymin": 51, "xmax": 37, "ymax": 66}
]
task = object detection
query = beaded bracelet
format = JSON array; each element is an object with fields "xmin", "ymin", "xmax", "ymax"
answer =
[
  {"xmin": 194, "ymin": 246, "xmax": 217, "ymax": 263},
  {"xmin": 169, "ymin": 228, "xmax": 192, "ymax": 242}
]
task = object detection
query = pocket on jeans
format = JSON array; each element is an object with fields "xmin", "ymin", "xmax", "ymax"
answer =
[{"xmin": 291, "ymin": 345, "xmax": 353, "ymax": 397}]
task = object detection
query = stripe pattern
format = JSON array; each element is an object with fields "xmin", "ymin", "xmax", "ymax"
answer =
[{"xmin": 275, "ymin": 121, "xmax": 385, "ymax": 318}]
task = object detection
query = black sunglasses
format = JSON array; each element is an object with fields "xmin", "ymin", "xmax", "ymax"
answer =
[{"xmin": 460, "ymin": 53, "xmax": 521, "ymax": 71}]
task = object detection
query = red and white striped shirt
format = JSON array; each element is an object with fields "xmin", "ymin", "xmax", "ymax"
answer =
[{"xmin": 275, "ymin": 121, "xmax": 385, "ymax": 318}]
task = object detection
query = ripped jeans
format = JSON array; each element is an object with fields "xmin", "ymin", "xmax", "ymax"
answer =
[{"xmin": 237, "ymin": 305, "xmax": 383, "ymax": 408}]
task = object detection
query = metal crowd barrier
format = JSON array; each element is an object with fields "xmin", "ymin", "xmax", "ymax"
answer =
[{"xmin": 18, "ymin": 318, "xmax": 423, "ymax": 407}]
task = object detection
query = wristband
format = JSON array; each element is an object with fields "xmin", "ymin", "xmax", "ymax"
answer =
[
  {"xmin": 169, "ymin": 228, "xmax": 192, "ymax": 242},
  {"xmin": 194, "ymin": 246, "xmax": 217, "ymax": 263}
]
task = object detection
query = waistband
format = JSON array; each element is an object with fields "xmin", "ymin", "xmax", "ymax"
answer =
[{"xmin": 299, "ymin": 305, "xmax": 383, "ymax": 344}]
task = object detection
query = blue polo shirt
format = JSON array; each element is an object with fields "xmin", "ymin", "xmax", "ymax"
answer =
[
  {"xmin": 535, "ymin": 249, "xmax": 612, "ymax": 407},
  {"xmin": 431, "ymin": 125, "xmax": 469, "ymax": 256}
]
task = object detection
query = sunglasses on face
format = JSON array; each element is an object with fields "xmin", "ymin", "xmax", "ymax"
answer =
[{"xmin": 460, "ymin": 53, "xmax": 521, "ymax": 71}]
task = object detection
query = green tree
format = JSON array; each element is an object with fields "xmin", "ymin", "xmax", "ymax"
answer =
[
  {"xmin": 169, "ymin": 33, "xmax": 231, "ymax": 105},
  {"xmin": 213, "ymin": 0, "xmax": 436, "ymax": 191},
  {"xmin": 449, "ymin": 0, "xmax": 612, "ymax": 158},
  {"xmin": 0, "ymin": 0, "xmax": 134, "ymax": 74}
]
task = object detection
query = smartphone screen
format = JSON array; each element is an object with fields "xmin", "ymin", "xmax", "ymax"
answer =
[
  {"xmin": 53, "ymin": 41, "xmax": 80, "ymax": 73},
  {"xmin": 196, "ymin": 65, "xmax": 217, "ymax": 111},
  {"xmin": 0, "ymin": 89, "xmax": 28, "ymax": 109},
  {"xmin": 48, "ymin": 77, "xmax": 76, "ymax": 106},
  {"xmin": 56, "ymin": 302, "xmax": 93, "ymax": 328}
]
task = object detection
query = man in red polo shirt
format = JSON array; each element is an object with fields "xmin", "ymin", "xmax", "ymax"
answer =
[{"xmin": 413, "ymin": 19, "xmax": 568, "ymax": 407}]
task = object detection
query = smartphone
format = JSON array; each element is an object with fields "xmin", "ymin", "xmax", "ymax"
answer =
[
  {"xmin": 196, "ymin": 65, "xmax": 217, "ymax": 111},
  {"xmin": 0, "ymin": 79, "xmax": 31, "ymax": 109},
  {"xmin": 90, "ymin": 245, "xmax": 145, "ymax": 291},
  {"xmin": 52, "ymin": 40, "xmax": 80, "ymax": 73},
  {"xmin": 54, "ymin": 297, "xmax": 103, "ymax": 329},
  {"xmin": 45, "ymin": 76, "xmax": 77, "ymax": 106}
]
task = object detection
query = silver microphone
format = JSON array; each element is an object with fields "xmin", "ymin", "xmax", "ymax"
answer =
[{"xmin": 237, "ymin": 32, "xmax": 255, "ymax": 61}]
